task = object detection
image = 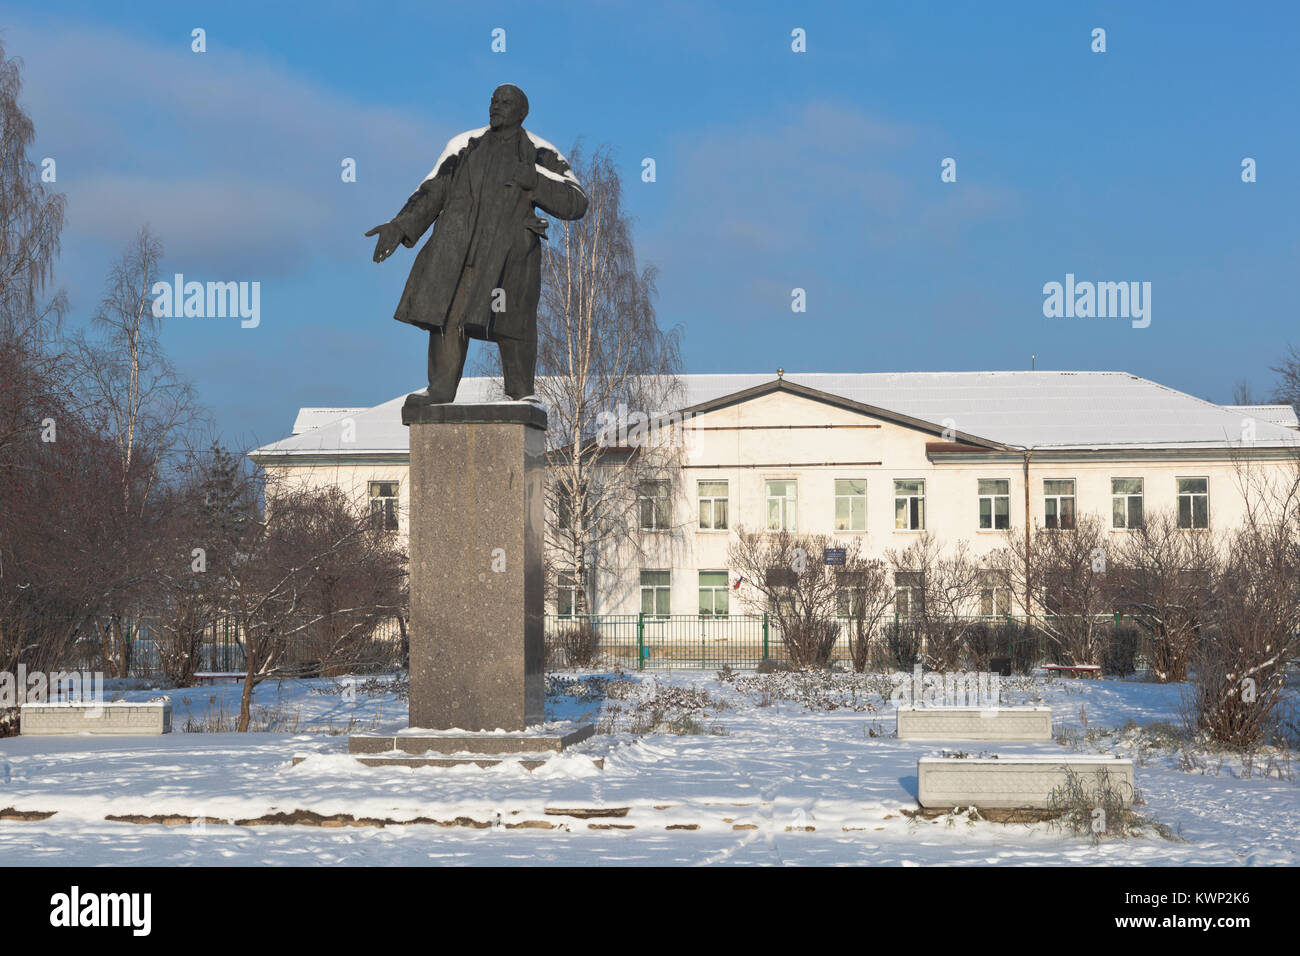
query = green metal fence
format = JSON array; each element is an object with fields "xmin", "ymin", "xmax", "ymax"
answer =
[{"xmin": 544, "ymin": 612, "xmax": 1154, "ymax": 673}]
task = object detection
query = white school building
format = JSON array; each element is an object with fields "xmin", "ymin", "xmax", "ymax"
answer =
[{"xmin": 249, "ymin": 371, "xmax": 1299, "ymax": 621}]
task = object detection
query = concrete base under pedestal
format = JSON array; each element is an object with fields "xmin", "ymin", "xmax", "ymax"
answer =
[{"xmin": 328, "ymin": 723, "xmax": 598, "ymax": 771}]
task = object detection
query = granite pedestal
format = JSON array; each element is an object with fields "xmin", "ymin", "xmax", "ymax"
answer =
[{"xmin": 346, "ymin": 400, "xmax": 593, "ymax": 767}]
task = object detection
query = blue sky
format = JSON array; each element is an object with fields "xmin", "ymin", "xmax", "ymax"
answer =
[{"xmin": 9, "ymin": 1, "xmax": 1299, "ymax": 449}]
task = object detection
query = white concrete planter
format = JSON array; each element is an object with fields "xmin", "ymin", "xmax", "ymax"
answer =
[
  {"xmin": 917, "ymin": 754, "xmax": 1135, "ymax": 809},
  {"xmin": 19, "ymin": 700, "xmax": 172, "ymax": 736},
  {"xmin": 896, "ymin": 706, "xmax": 1052, "ymax": 741}
]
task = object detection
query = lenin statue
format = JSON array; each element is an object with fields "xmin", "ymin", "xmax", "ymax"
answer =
[{"xmin": 366, "ymin": 84, "xmax": 588, "ymax": 406}]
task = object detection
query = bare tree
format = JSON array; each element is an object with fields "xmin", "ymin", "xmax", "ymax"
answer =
[
  {"xmin": 65, "ymin": 228, "xmax": 207, "ymax": 676},
  {"xmin": 1108, "ymin": 511, "xmax": 1218, "ymax": 682},
  {"xmin": 221, "ymin": 482, "xmax": 407, "ymax": 731},
  {"xmin": 1191, "ymin": 515, "xmax": 1299, "ymax": 748},
  {"xmin": 728, "ymin": 529, "xmax": 847, "ymax": 668},
  {"xmin": 888, "ymin": 533, "xmax": 983, "ymax": 671},
  {"xmin": 1271, "ymin": 343, "xmax": 1300, "ymax": 418},
  {"xmin": 480, "ymin": 146, "xmax": 682, "ymax": 615},
  {"xmin": 74, "ymin": 226, "xmax": 202, "ymax": 513},
  {"xmin": 837, "ymin": 558, "xmax": 894, "ymax": 672},
  {"xmin": 1186, "ymin": 455, "xmax": 1300, "ymax": 746},
  {"xmin": 991, "ymin": 513, "xmax": 1113, "ymax": 665}
]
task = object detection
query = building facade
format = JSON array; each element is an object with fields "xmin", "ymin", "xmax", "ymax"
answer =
[{"xmin": 250, "ymin": 372, "xmax": 1300, "ymax": 622}]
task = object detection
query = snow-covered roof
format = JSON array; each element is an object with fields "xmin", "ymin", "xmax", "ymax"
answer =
[
  {"xmin": 250, "ymin": 371, "xmax": 1300, "ymax": 458},
  {"xmin": 291, "ymin": 407, "xmax": 368, "ymax": 435},
  {"xmin": 1222, "ymin": 404, "xmax": 1299, "ymax": 429}
]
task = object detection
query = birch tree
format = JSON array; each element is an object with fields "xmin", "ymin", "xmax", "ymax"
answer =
[{"xmin": 481, "ymin": 146, "xmax": 682, "ymax": 614}]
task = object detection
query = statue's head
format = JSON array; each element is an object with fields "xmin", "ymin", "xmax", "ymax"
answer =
[{"xmin": 489, "ymin": 84, "xmax": 529, "ymax": 130}]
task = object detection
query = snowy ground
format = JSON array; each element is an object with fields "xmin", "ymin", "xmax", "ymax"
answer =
[{"xmin": 1, "ymin": 670, "xmax": 1297, "ymax": 866}]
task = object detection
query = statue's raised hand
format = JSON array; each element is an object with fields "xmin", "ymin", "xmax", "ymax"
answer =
[{"xmin": 365, "ymin": 221, "xmax": 405, "ymax": 263}]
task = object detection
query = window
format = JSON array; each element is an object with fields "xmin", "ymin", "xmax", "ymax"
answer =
[
  {"xmin": 368, "ymin": 481, "xmax": 399, "ymax": 531},
  {"xmin": 698, "ymin": 480, "xmax": 729, "ymax": 530},
  {"xmin": 1111, "ymin": 478, "xmax": 1144, "ymax": 529},
  {"xmin": 836, "ymin": 570, "xmax": 870, "ymax": 618},
  {"xmin": 556, "ymin": 571, "xmax": 579, "ymax": 618},
  {"xmin": 894, "ymin": 480, "xmax": 925, "ymax": 530},
  {"xmin": 766, "ymin": 480, "xmax": 797, "ymax": 531},
  {"xmin": 638, "ymin": 480, "xmax": 670, "ymax": 531},
  {"xmin": 834, "ymin": 479, "xmax": 867, "ymax": 532},
  {"xmin": 1043, "ymin": 479, "xmax": 1076, "ymax": 530},
  {"xmin": 640, "ymin": 570, "xmax": 670, "ymax": 617},
  {"xmin": 894, "ymin": 571, "xmax": 923, "ymax": 619},
  {"xmin": 979, "ymin": 570, "xmax": 1012, "ymax": 617},
  {"xmin": 698, "ymin": 571, "xmax": 729, "ymax": 616},
  {"xmin": 978, "ymin": 479, "xmax": 1010, "ymax": 530},
  {"xmin": 1177, "ymin": 477, "xmax": 1209, "ymax": 529}
]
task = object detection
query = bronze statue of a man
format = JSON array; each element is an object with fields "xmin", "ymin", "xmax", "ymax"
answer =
[{"xmin": 367, "ymin": 84, "xmax": 588, "ymax": 406}]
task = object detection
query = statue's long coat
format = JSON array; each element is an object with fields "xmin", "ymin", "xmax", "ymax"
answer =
[{"xmin": 389, "ymin": 126, "xmax": 587, "ymax": 341}]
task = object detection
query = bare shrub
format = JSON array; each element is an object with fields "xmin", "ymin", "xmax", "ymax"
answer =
[
  {"xmin": 1187, "ymin": 484, "xmax": 1300, "ymax": 748},
  {"xmin": 888, "ymin": 533, "xmax": 982, "ymax": 671},
  {"xmin": 549, "ymin": 622, "xmax": 602, "ymax": 669},
  {"xmin": 1109, "ymin": 511, "xmax": 1217, "ymax": 683},
  {"xmin": 1046, "ymin": 769, "xmax": 1175, "ymax": 843}
]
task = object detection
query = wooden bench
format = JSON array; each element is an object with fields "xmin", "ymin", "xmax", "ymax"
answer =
[
  {"xmin": 1041, "ymin": 664, "xmax": 1101, "ymax": 679},
  {"xmin": 193, "ymin": 671, "xmax": 247, "ymax": 685}
]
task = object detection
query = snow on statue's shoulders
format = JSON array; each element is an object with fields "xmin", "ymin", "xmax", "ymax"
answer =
[
  {"xmin": 524, "ymin": 131, "xmax": 565, "ymax": 161},
  {"xmin": 422, "ymin": 126, "xmax": 490, "ymax": 182},
  {"xmin": 525, "ymin": 131, "xmax": 582, "ymax": 187}
]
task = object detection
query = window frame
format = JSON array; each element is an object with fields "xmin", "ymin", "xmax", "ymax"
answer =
[
  {"xmin": 978, "ymin": 569, "xmax": 1012, "ymax": 617},
  {"xmin": 638, "ymin": 479, "xmax": 671, "ymax": 532},
  {"xmin": 894, "ymin": 570, "xmax": 923, "ymax": 619},
  {"xmin": 977, "ymin": 478, "xmax": 1011, "ymax": 531},
  {"xmin": 834, "ymin": 478, "xmax": 868, "ymax": 533},
  {"xmin": 1043, "ymin": 478, "xmax": 1077, "ymax": 531},
  {"xmin": 639, "ymin": 569, "xmax": 671, "ymax": 618},
  {"xmin": 1111, "ymin": 477, "xmax": 1144, "ymax": 530},
  {"xmin": 698, "ymin": 570, "xmax": 730, "ymax": 616},
  {"xmin": 1176, "ymin": 476, "xmax": 1210, "ymax": 530},
  {"xmin": 894, "ymin": 479, "xmax": 926, "ymax": 531},
  {"xmin": 556, "ymin": 571, "xmax": 579, "ymax": 618},
  {"xmin": 697, "ymin": 479, "xmax": 729, "ymax": 532},
  {"xmin": 368, "ymin": 480, "xmax": 400, "ymax": 532},
  {"xmin": 765, "ymin": 479, "xmax": 798, "ymax": 532}
]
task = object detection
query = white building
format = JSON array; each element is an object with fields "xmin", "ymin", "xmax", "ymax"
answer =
[{"xmin": 249, "ymin": 371, "xmax": 1300, "ymax": 622}]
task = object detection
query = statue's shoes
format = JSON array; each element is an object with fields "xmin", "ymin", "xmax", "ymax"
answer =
[
  {"xmin": 404, "ymin": 389, "xmax": 445, "ymax": 408},
  {"xmin": 513, "ymin": 394, "xmax": 545, "ymax": 407}
]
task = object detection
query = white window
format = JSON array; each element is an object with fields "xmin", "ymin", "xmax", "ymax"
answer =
[
  {"xmin": 698, "ymin": 480, "xmax": 729, "ymax": 530},
  {"xmin": 978, "ymin": 479, "xmax": 1010, "ymax": 530},
  {"xmin": 638, "ymin": 480, "xmax": 670, "ymax": 531},
  {"xmin": 894, "ymin": 480, "xmax": 925, "ymax": 530},
  {"xmin": 979, "ymin": 570, "xmax": 1012, "ymax": 616},
  {"xmin": 640, "ymin": 570, "xmax": 671, "ymax": 617},
  {"xmin": 698, "ymin": 571, "xmax": 729, "ymax": 616},
  {"xmin": 1043, "ymin": 479, "xmax": 1076, "ymax": 530},
  {"xmin": 836, "ymin": 571, "xmax": 870, "ymax": 618},
  {"xmin": 1111, "ymin": 478, "xmax": 1144, "ymax": 529},
  {"xmin": 834, "ymin": 478, "xmax": 867, "ymax": 532},
  {"xmin": 556, "ymin": 571, "xmax": 579, "ymax": 618},
  {"xmin": 766, "ymin": 479, "xmax": 797, "ymax": 531},
  {"xmin": 1177, "ymin": 477, "xmax": 1209, "ymax": 529},
  {"xmin": 368, "ymin": 481, "xmax": 399, "ymax": 531},
  {"xmin": 894, "ymin": 571, "xmax": 923, "ymax": 619}
]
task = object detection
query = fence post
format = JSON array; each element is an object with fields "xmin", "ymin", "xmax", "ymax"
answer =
[
  {"xmin": 637, "ymin": 612, "xmax": 645, "ymax": 671},
  {"xmin": 762, "ymin": 613, "xmax": 769, "ymax": 662}
]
